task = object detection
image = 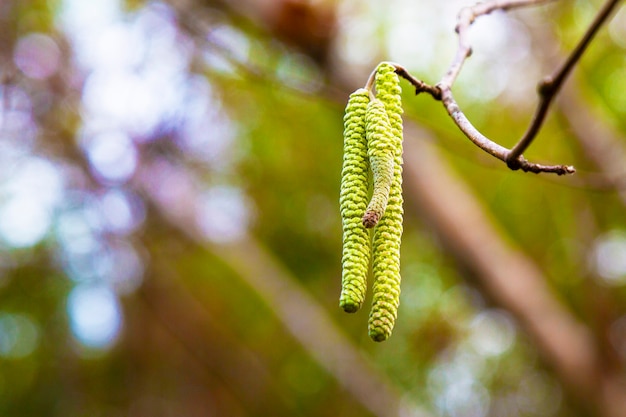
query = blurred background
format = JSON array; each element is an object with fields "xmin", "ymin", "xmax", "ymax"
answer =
[{"xmin": 1, "ymin": 0, "xmax": 626, "ymax": 416}]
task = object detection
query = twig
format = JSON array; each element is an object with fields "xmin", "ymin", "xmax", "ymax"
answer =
[
  {"xmin": 394, "ymin": 64, "xmax": 441, "ymax": 99},
  {"xmin": 441, "ymin": 0, "xmax": 558, "ymax": 87},
  {"xmin": 365, "ymin": 62, "xmax": 441, "ymax": 99},
  {"xmin": 506, "ymin": 0, "xmax": 624, "ymax": 164},
  {"xmin": 438, "ymin": 86, "xmax": 575, "ymax": 174},
  {"xmin": 368, "ymin": 61, "xmax": 574, "ymax": 174},
  {"xmin": 434, "ymin": 0, "xmax": 582, "ymax": 175}
]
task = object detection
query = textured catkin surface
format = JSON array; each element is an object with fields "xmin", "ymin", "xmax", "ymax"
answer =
[
  {"xmin": 363, "ymin": 99, "xmax": 395, "ymax": 229},
  {"xmin": 339, "ymin": 88, "xmax": 371, "ymax": 313},
  {"xmin": 368, "ymin": 63, "xmax": 404, "ymax": 341}
]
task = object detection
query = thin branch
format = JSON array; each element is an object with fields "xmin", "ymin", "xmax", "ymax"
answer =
[
  {"xmin": 434, "ymin": 0, "xmax": 621, "ymax": 174},
  {"xmin": 506, "ymin": 0, "xmax": 624, "ymax": 163},
  {"xmin": 441, "ymin": 0, "xmax": 558, "ymax": 88},
  {"xmin": 394, "ymin": 64, "xmax": 441, "ymax": 99},
  {"xmin": 366, "ymin": 62, "xmax": 441, "ymax": 98},
  {"xmin": 372, "ymin": 61, "xmax": 574, "ymax": 174},
  {"xmin": 439, "ymin": 88, "xmax": 509, "ymax": 160},
  {"xmin": 439, "ymin": 87, "xmax": 576, "ymax": 174},
  {"xmin": 386, "ymin": 60, "xmax": 572, "ymax": 174},
  {"xmin": 432, "ymin": 0, "xmax": 583, "ymax": 175}
]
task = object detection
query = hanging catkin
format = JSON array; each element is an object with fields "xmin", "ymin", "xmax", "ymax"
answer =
[
  {"xmin": 368, "ymin": 62, "xmax": 404, "ymax": 342},
  {"xmin": 339, "ymin": 88, "xmax": 371, "ymax": 313},
  {"xmin": 362, "ymin": 98, "xmax": 395, "ymax": 229}
]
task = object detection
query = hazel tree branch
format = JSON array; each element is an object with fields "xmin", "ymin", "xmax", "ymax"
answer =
[
  {"xmin": 438, "ymin": 0, "xmax": 569, "ymax": 174},
  {"xmin": 393, "ymin": 0, "xmax": 621, "ymax": 175},
  {"xmin": 393, "ymin": 65, "xmax": 441, "ymax": 100},
  {"xmin": 441, "ymin": 0, "xmax": 558, "ymax": 87},
  {"xmin": 507, "ymin": 0, "xmax": 624, "ymax": 163},
  {"xmin": 398, "ymin": 68, "xmax": 575, "ymax": 174}
]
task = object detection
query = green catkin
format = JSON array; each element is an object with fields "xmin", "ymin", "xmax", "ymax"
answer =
[
  {"xmin": 368, "ymin": 62, "xmax": 404, "ymax": 342},
  {"xmin": 362, "ymin": 99, "xmax": 395, "ymax": 229},
  {"xmin": 339, "ymin": 88, "xmax": 371, "ymax": 313}
]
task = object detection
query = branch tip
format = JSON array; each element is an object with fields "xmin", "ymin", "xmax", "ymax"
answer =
[
  {"xmin": 516, "ymin": 157, "xmax": 576, "ymax": 175},
  {"xmin": 538, "ymin": 77, "xmax": 554, "ymax": 95}
]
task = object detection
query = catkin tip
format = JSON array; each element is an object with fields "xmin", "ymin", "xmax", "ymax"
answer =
[
  {"xmin": 362, "ymin": 211, "xmax": 380, "ymax": 228},
  {"xmin": 340, "ymin": 301, "xmax": 360, "ymax": 313},
  {"xmin": 369, "ymin": 328, "xmax": 390, "ymax": 342}
]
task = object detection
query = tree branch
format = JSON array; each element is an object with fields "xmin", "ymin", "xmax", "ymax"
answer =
[
  {"xmin": 434, "ymin": 0, "xmax": 581, "ymax": 174},
  {"xmin": 387, "ymin": 0, "xmax": 582, "ymax": 174},
  {"xmin": 435, "ymin": 86, "xmax": 575, "ymax": 174},
  {"xmin": 386, "ymin": 59, "xmax": 574, "ymax": 174},
  {"xmin": 441, "ymin": 0, "xmax": 558, "ymax": 88},
  {"xmin": 506, "ymin": 0, "xmax": 624, "ymax": 163},
  {"xmin": 393, "ymin": 64, "xmax": 441, "ymax": 99}
]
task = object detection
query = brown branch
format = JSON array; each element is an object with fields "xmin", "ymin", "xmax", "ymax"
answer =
[
  {"xmin": 394, "ymin": 64, "xmax": 441, "ymax": 99},
  {"xmin": 442, "ymin": 0, "xmax": 558, "ymax": 87},
  {"xmin": 438, "ymin": 87, "xmax": 576, "ymax": 174},
  {"xmin": 366, "ymin": 60, "xmax": 574, "ymax": 174},
  {"xmin": 432, "ymin": 0, "xmax": 582, "ymax": 174},
  {"xmin": 506, "ymin": 0, "xmax": 624, "ymax": 163},
  {"xmin": 388, "ymin": 0, "xmax": 578, "ymax": 174}
]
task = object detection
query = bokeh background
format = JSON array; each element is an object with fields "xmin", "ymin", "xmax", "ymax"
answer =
[{"xmin": 1, "ymin": 0, "xmax": 626, "ymax": 416}]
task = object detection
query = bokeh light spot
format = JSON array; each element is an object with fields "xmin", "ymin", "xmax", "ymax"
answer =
[
  {"xmin": 204, "ymin": 24, "xmax": 250, "ymax": 72},
  {"xmin": 84, "ymin": 131, "xmax": 137, "ymax": 183},
  {"xmin": 99, "ymin": 189, "xmax": 145, "ymax": 235},
  {"xmin": 0, "ymin": 313, "xmax": 39, "ymax": 359},
  {"xmin": 106, "ymin": 240, "xmax": 145, "ymax": 295},
  {"xmin": 14, "ymin": 33, "xmax": 61, "ymax": 80},
  {"xmin": 468, "ymin": 309, "xmax": 516, "ymax": 357},
  {"xmin": 429, "ymin": 353, "xmax": 490, "ymax": 417},
  {"xmin": 0, "ymin": 157, "xmax": 64, "ymax": 248},
  {"xmin": 0, "ymin": 195, "xmax": 51, "ymax": 248},
  {"xmin": 67, "ymin": 284, "xmax": 122, "ymax": 349},
  {"xmin": 196, "ymin": 186, "xmax": 251, "ymax": 243},
  {"xmin": 592, "ymin": 230, "xmax": 626, "ymax": 285}
]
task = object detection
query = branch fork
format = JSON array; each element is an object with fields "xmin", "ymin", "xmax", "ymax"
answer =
[{"xmin": 388, "ymin": 0, "xmax": 621, "ymax": 175}]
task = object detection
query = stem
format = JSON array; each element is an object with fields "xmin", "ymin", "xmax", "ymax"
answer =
[
  {"xmin": 441, "ymin": 0, "xmax": 557, "ymax": 88},
  {"xmin": 439, "ymin": 87, "xmax": 575, "ymax": 174},
  {"xmin": 365, "ymin": 66, "xmax": 377, "ymax": 91},
  {"xmin": 506, "ymin": 0, "xmax": 623, "ymax": 163},
  {"xmin": 393, "ymin": 64, "xmax": 441, "ymax": 99},
  {"xmin": 430, "ymin": 0, "xmax": 581, "ymax": 175}
]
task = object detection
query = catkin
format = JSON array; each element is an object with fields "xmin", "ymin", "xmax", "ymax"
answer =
[
  {"xmin": 362, "ymin": 99, "xmax": 395, "ymax": 229},
  {"xmin": 368, "ymin": 62, "xmax": 404, "ymax": 342},
  {"xmin": 339, "ymin": 88, "xmax": 371, "ymax": 313}
]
